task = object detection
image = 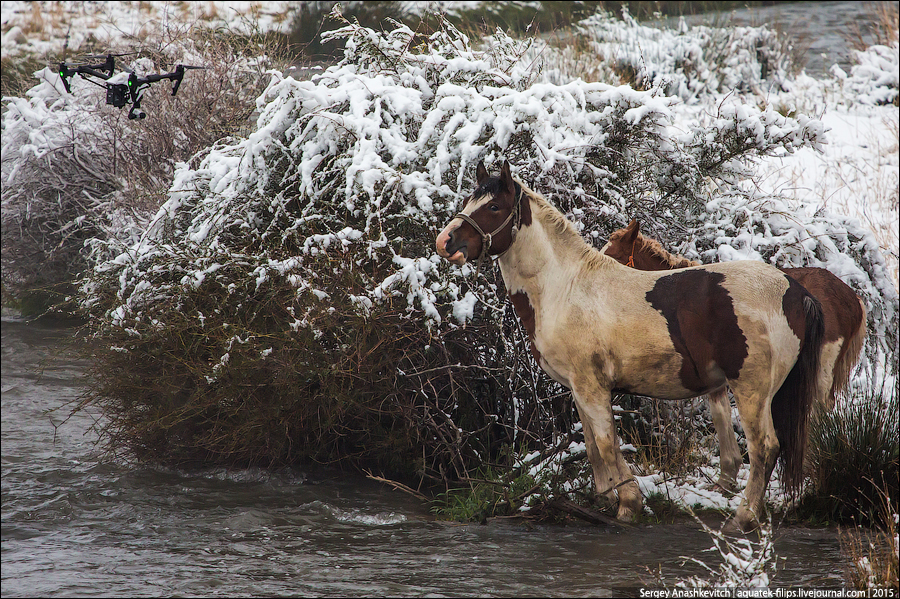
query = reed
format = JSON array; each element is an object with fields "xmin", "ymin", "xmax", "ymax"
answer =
[
  {"xmin": 798, "ymin": 377, "xmax": 898, "ymax": 525},
  {"xmin": 840, "ymin": 483, "xmax": 899, "ymax": 590}
]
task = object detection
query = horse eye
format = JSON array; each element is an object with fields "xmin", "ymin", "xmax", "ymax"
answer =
[{"xmin": 489, "ymin": 203, "xmax": 500, "ymax": 212}]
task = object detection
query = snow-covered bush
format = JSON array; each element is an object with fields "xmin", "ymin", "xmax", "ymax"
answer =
[
  {"xmin": 566, "ymin": 8, "xmax": 799, "ymax": 103},
  {"xmin": 832, "ymin": 40, "xmax": 900, "ymax": 107},
  {"xmin": 77, "ymin": 13, "xmax": 582, "ymax": 474},
  {"xmin": 1, "ymin": 66, "xmax": 125, "ymax": 309},
  {"xmin": 73, "ymin": 9, "xmax": 896, "ymax": 491},
  {"xmin": 1, "ymin": 24, "xmax": 285, "ymax": 312}
]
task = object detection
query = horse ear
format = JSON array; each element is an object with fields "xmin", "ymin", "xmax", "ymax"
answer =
[
  {"xmin": 476, "ymin": 161, "xmax": 489, "ymax": 185},
  {"xmin": 625, "ymin": 219, "xmax": 641, "ymax": 243},
  {"xmin": 499, "ymin": 160, "xmax": 515, "ymax": 195}
]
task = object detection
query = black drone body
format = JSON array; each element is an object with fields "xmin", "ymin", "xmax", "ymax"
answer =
[{"xmin": 58, "ymin": 54, "xmax": 203, "ymax": 119}]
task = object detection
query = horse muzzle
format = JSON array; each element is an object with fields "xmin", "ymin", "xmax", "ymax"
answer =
[{"xmin": 436, "ymin": 225, "xmax": 469, "ymax": 266}]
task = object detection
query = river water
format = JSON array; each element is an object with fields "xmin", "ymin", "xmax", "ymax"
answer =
[
  {"xmin": 650, "ymin": 0, "xmax": 887, "ymax": 77},
  {"xmin": 1, "ymin": 314, "xmax": 849, "ymax": 597}
]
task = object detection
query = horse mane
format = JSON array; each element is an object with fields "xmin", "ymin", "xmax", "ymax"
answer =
[
  {"xmin": 521, "ymin": 187, "xmax": 699, "ymax": 272},
  {"xmin": 608, "ymin": 226, "xmax": 700, "ymax": 269},
  {"xmin": 522, "ymin": 184, "xmax": 612, "ymax": 270}
]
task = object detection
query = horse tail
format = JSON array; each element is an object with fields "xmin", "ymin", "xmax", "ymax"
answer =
[
  {"xmin": 772, "ymin": 292, "xmax": 825, "ymax": 496},
  {"xmin": 830, "ymin": 297, "xmax": 867, "ymax": 406}
]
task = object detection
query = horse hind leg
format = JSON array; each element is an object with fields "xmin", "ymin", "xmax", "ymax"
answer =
[
  {"xmin": 816, "ymin": 339, "xmax": 842, "ymax": 412},
  {"xmin": 730, "ymin": 386, "xmax": 779, "ymax": 532},
  {"xmin": 708, "ymin": 387, "xmax": 742, "ymax": 491}
]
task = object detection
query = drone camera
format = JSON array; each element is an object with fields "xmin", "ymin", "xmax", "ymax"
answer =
[{"xmin": 106, "ymin": 83, "xmax": 130, "ymax": 108}]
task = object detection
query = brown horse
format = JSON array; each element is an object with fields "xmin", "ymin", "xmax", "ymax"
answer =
[
  {"xmin": 601, "ymin": 219, "xmax": 867, "ymax": 489},
  {"xmin": 435, "ymin": 161, "xmax": 825, "ymax": 532}
]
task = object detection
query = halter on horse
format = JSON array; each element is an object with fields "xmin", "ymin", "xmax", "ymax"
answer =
[{"xmin": 436, "ymin": 161, "xmax": 825, "ymax": 532}]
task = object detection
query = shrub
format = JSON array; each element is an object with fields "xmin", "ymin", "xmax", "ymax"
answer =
[
  {"xmin": 569, "ymin": 7, "xmax": 802, "ymax": 102},
  {"xmin": 1, "ymin": 22, "xmax": 289, "ymax": 314},
  {"xmin": 831, "ymin": 40, "xmax": 900, "ymax": 107}
]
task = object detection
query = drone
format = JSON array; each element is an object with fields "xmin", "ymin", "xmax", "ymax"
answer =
[{"xmin": 58, "ymin": 54, "xmax": 204, "ymax": 119}]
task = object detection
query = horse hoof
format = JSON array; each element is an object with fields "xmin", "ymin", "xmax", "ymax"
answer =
[
  {"xmin": 731, "ymin": 515, "xmax": 760, "ymax": 534},
  {"xmin": 616, "ymin": 505, "xmax": 638, "ymax": 522},
  {"xmin": 721, "ymin": 516, "xmax": 757, "ymax": 536}
]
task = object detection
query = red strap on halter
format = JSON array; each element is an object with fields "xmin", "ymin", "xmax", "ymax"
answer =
[{"xmin": 626, "ymin": 246, "xmax": 635, "ymax": 268}]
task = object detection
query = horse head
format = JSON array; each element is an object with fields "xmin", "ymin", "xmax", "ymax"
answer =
[
  {"xmin": 601, "ymin": 219, "xmax": 642, "ymax": 268},
  {"xmin": 436, "ymin": 160, "xmax": 523, "ymax": 268},
  {"xmin": 603, "ymin": 219, "xmax": 697, "ymax": 271}
]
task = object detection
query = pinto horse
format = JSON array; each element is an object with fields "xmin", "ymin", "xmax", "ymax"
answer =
[
  {"xmin": 601, "ymin": 219, "xmax": 867, "ymax": 489},
  {"xmin": 435, "ymin": 161, "xmax": 825, "ymax": 531}
]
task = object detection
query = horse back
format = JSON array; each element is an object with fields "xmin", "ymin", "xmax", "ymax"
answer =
[{"xmin": 568, "ymin": 260, "xmax": 804, "ymax": 400}]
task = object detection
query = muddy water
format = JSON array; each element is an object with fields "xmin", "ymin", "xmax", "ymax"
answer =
[{"xmin": 2, "ymin": 316, "xmax": 848, "ymax": 596}]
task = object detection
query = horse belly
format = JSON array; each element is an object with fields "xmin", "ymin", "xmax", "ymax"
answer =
[
  {"xmin": 539, "ymin": 355, "xmax": 573, "ymax": 389},
  {"xmin": 612, "ymin": 351, "xmax": 726, "ymax": 401}
]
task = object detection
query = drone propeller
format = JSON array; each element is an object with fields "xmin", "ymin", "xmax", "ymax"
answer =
[{"xmin": 58, "ymin": 54, "xmax": 115, "ymax": 93}]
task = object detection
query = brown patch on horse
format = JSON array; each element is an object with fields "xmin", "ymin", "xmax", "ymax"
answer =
[
  {"xmin": 645, "ymin": 270, "xmax": 748, "ymax": 393},
  {"xmin": 509, "ymin": 291, "xmax": 541, "ymax": 362},
  {"xmin": 780, "ymin": 275, "xmax": 810, "ymax": 340},
  {"xmin": 498, "ymin": 161, "xmax": 532, "ymax": 229},
  {"xmin": 783, "ymin": 267, "xmax": 866, "ymax": 401}
]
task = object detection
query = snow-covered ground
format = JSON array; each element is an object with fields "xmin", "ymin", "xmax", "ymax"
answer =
[{"xmin": 1, "ymin": 1, "xmax": 296, "ymax": 56}]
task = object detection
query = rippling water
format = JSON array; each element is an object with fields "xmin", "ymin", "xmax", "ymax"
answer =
[
  {"xmin": 1, "ymin": 316, "xmax": 849, "ymax": 597},
  {"xmin": 650, "ymin": 0, "xmax": 885, "ymax": 77}
]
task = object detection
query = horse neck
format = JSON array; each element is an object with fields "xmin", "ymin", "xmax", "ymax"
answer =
[
  {"xmin": 498, "ymin": 194, "xmax": 610, "ymax": 295},
  {"xmin": 635, "ymin": 235, "xmax": 699, "ymax": 270}
]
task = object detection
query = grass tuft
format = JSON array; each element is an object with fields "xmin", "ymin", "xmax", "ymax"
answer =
[{"xmin": 798, "ymin": 380, "xmax": 898, "ymax": 526}]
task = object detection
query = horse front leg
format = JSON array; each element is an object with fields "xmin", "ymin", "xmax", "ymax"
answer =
[
  {"xmin": 573, "ymin": 386, "xmax": 642, "ymax": 521},
  {"xmin": 708, "ymin": 387, "xmax": 742, "ymax": 491}
]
